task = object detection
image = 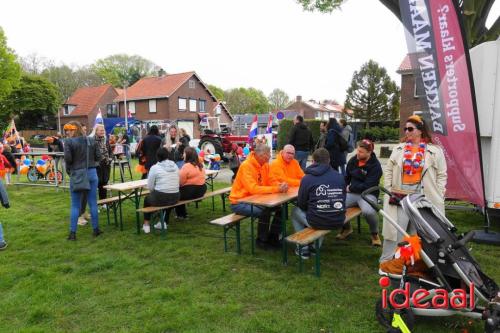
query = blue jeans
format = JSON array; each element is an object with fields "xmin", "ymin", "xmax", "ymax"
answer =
[
  {"xmin": 295, "ymin": 150, "xmax": 309, "ymax": 171},
  {"xmin": 70, "ymin": 168, "xmax": 99, "ymax": 232},
  {"xmin": 230, "ymin": 203, "xmax": 264, "ymax": 218},
  {"xmin": 231, "ymin": 203, "xmax": 282, "ymax": 242},
  {"xmin": 0, "ymin": 222, "xmax": 4, "ymax": 244}
]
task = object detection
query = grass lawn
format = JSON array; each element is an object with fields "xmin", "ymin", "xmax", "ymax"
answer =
[{"xmin": 0, "ymin": 170, "xmax": 499, "ymax": 332}]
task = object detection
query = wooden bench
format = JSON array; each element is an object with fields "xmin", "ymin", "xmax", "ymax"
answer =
[
  {"xmin": 98, "ymin": 190, "xmax": 150, "ymax": 227},
  {"xmin": 285, "ymin": 206, "xmax": 362, "ymax": 277},
  {"xmin": 210, "ymin": 214, "xmax": 247, "ymax": 254},
  {"xmin": 136, "ymin": 187, "xmax": 232, "ymax": 237}
]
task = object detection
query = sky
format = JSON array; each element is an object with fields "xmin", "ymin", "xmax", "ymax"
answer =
[{"xmin": 1, "ymin": 0, "xmax": 498, "ymax": 103}]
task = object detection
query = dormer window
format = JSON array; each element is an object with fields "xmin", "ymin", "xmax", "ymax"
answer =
[{"xmin": 64, "ymin": 105, "xmax": 76, "ymax": 115}]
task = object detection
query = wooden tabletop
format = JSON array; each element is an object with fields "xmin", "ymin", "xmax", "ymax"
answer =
[
  {"xmin": 238, "ymin": 187, "xmax": 299, "ymax": 207},
  {"xmin": 205, "ymin": 169, "xmax": 218, "ymax": 177}
]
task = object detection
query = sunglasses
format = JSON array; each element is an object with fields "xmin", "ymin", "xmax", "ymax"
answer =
[{"xmin": 404, "ymin": 127, "xmax": 416, "ymax": 132}]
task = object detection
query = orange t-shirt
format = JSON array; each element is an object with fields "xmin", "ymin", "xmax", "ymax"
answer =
[
  {"xmin": 179, "ymin": 163, "xmax": 206, "ymax": 186},
  {"xmin": 402, "ymin": 145, "xmax": 423, "ymax": 185}
]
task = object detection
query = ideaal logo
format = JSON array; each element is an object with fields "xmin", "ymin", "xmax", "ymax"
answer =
[{"xmin": 379, "ymin": 276, "xmax": 475, "ymax": 309}]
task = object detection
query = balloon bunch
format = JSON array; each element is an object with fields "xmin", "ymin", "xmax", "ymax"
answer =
[
  {"xmin": 36, "ymin": 159, "xmax": 47, "ymax": 174},
  {"xmin": 19, "ymin": 158, "xmax": 31, "ymax": 175}
]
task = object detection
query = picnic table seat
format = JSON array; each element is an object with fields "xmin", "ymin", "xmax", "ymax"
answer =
[
  {"xmin": 209, "ymin": 213, "xmax": 247, "ymax": 254},
  {"xmin": 98, "ymin": 190, "xmax": 150, "ymax": 227}
]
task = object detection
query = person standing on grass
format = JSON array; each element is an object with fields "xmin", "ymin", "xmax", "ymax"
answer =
[
  {"xmin": 142, "ymin": 148, "xmax": 180, "ymax": 234},
  {"xmin": 229, "ymin": 144, "xmax": 288, "ymax": 250},
  {"xmin": 78, "ymin": 124, "xmax": 91, "ymax": 225},
  {"xmin": 91, "ymin": 124, "xmax": 112, "ymax": 202},
  {"xmin": 175, "ymin": 147, "xmax": 207, "ymax": 219},
  {"xmin": 290, "ymin": 148, "xmax": 346, "ymax": 259},
  {"xmin": 288, "ymin": 115, "xmax": 314, "ymax": 171},
  {"xmin": 325, "ymin": 118, "xmax": 347, "ymax": 175},
  {"xmin": 63, "ymin": 121, "xmax": 102, "ymax": 241},
  {"xmin": 315, "ymin": 120, "xmax": 328, "ymax": 150},
  {"xmin": 336, "ymin": 139, "xmax": 383, "ymax": 246},
  {"xmin": 0, "ymin": 180, "xmax": 10, "ymax": 250},
  {"xmin": 136, "ymin": 125, "xmax": 162, "ymax": 179}
]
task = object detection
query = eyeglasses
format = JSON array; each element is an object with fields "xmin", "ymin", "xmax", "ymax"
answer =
[{"xmin": 404, "ymin": 127, "xmax": 416, "ymax": 132}]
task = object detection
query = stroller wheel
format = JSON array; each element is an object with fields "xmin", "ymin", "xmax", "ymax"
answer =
[{"xmin": 375, "ymin": 298, "xmax": 415, "ymax": 332}]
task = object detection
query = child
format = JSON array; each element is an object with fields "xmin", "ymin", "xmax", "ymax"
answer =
[
  {"xmin": 2, "ymin": 144, "xmax": 16, "ymax": 185},
  {"xmin": 228, "ymin": 144, "xmax": 241, "ymax": 183},
  {"xmin": 0, "ymin": 146, "xmax": 12, "ymax": 185},
  {"xmin": 0, "ymin": 181, "xmax": 10, "ymax": 250}
]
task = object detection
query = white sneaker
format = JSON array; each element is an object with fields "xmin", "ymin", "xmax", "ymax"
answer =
[
  {"xmin": 142, "ymin": 224, "xmax": 151, "ymax": 234},
  {"xmin": 154, "ymin": 222, "xmax": 168, "ymax": 230},
  {"xmin": 101, "ymin": 204, "xmax": 107, "ymax": 210},
  {"xmin": 77, "ymin": 216, "xmax": 88, "ymax": 226}
]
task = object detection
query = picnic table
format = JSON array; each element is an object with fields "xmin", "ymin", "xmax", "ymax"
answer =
[
  {"xmin": 104, "ymin": 169, "xmax": 219, "ymax": 233},
  {"xmin": 238, "ymin": 187, "xmax": 299, "ymax": 264}
]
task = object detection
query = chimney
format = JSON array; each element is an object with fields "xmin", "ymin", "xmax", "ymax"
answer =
[
  {"xmin": 157, "ymin": 68, "xmax": 166, "ymax": 77},
  {"xmin": 296, "ymin": 95, "xmax": 302, "ymax": 102}
]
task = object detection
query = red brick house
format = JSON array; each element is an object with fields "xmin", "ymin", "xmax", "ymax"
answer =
[
  {"xmin": 60, "ymin": 84, "xmax": 119, "ymax": 128},
  {"xmin": 397, "ymin": 53, "xmax": 426, "ymax": 133},
  {"xmin": 284, "ymin": 96, "xmax": 353, "ymax": 121},
  {"xmin": 114, "ymin": 71, "xmax": 232, "ymax": 138}
]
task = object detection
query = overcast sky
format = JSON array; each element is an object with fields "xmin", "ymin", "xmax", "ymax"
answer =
[{"xmin": 1, "ymin": 0, "xmax": 498, "ymax": 103}]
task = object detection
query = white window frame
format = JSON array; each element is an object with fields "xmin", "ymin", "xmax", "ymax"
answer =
[
  {"xmin": 215, "ymin": 104, "xmax": 221, "ymax": 115},
  {"xmin": 189, "ymin": 99, "xmax": 197, "ymax": 112},
  {"xmin": 188, "ymin": 79, "xmax": 195, "ymax": 89},
  {"xmin": 148, "ymin": 99, "xmax": 157, "ymax": 113},
  {"xmin": 178, "ymin": 98, "xmax": 187, "ymax": 111},
  {"xmin": 128, "ymin": 101, "xmax": 136, "ymax": 114},
  {"xmin": 64, "ymin": 105, "xmax": 75, "ymax": 116},
  {"xmin": 199, "ymin": 100, "xmax": 206, "ymax": 113}
]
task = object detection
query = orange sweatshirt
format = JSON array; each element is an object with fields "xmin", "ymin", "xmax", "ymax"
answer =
[
  {"xmin": 269, "ymin": 152, "xmax": 305, "ymax": 187},
  {"xmin": 179, "ymin": 163, "xmax": 206, "ymax": 186},
  {"xmin": 229, "ymin": 152, "xmax": 280, "ymax": 204}
]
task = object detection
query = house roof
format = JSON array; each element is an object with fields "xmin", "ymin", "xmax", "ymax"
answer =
[
  {"xmin": 114, "ymin": 71, "xmax": 209, "ymax": 102},
  {"xmin": 296, "ymin": 100, "xmax": 353, "ymax": 116},
  {"xmin": 65, "ymin": 84, "xmax": 114, "ymax": 116},
  {"xmin": 397, "ymin": 53, "xmax": 426, "ymax": 74}
]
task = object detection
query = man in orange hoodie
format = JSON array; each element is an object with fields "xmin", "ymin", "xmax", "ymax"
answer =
[
  {"xmin": 269, "ymin": 144, "xmax": 305, "ymax": 187},
  {"xmin": 230, "ymin": 144, "xmax": 288, "ymax": 249}
]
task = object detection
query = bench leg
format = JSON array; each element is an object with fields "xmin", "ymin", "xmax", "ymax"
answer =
[
  {"xmin": 315, "ymin": 239, "xmax": 321, "ymax": 277},
  {"xmin": 106, "ymin": 205, "xmax": 110, "ymax": 226},
  {"xmin": 113, "ymin": 203, "xmax": 118, "ymax": 227},
  {"xmin": 118, "ymin": 192, "xmax": 123, "ymax": 231},
  {"xmin": 357, "ymin": 215, "xmax": 361, "ymax": 234},
  {"xmin": 236, "ymin": 222, "xmax": 241, "ymax": 254},
  {"xmin": 223, "ymin": 226, "xmax": 228, "ymax": 252},
  {"xmin": 282, "ymin": 202, "xmax": 288, "ymax": 265},
  {"xmin": 160, "ymin": 210, "xmax": 168, "ymax": 239},
  {"xmin": 250, "ymin": 206, "xmax": 255, "ymax": 255},
  {"xmin": 298, "ymin": 245, "xmax": 303, "ymax": 273},
  {"xmin": 221, "ymin": 194, "xmax": 226, "ymax": 212}
]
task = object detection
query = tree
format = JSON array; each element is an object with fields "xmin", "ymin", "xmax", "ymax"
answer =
[
  {"xmin": 224, "ymin": 87, "xmax": 271, "ymax": 114},
  {"xmin": 1, "ymin": 74, "xmax": 62, "ymax": 129},
  {"xmin": 91, "ymin": 54, "xmax": 159, "ymax": 88},
  {"xmin": 296, "ymin": 0, "xmax": 499, "ymax": 47},
  {"xmin": 0, "ymin": 27, "xmax": 21, "ymax": 128},
  {"xmin": 344, "ymin": 60, "xmax": 400, "ymax": 128},
  {"xmin": 20, "ymin": 52, "xmax": 52, "ymax": 75},
  {"xmin": 268, "ymin": 88, "xmax": 290, "ymax": 110},
  {"xmin": 42, "ymin": 64, "xmax": 104, "ymax": 101},
  {"xmin": 208, "ymin": 84, "xmax": 224, "ymax": 101}
]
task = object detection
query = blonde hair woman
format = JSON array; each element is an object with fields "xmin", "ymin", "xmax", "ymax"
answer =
[{"xmin": 91, "ymin": 124, "xmax": 112, "ymax": 200}]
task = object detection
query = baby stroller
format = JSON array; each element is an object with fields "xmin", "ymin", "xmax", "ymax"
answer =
[{"xmin": 361, "ymin": 186, "xmax": 500, "ymax": 333}]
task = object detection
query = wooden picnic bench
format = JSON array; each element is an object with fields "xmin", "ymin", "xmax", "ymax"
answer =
[
  {"xmin": 136, "ymin": 187, "xmax": 232, "ymax": 237},
  {"xmin": 98, "ymin": 190, "xmax": 150, "ymax": 227},
  {"xmin": 285, "ymin": 206, "xmax": 362, "ymax": 277},
  {"xmin": 209, "ymin": 213, "xmax": 247, "ymax": 254}
]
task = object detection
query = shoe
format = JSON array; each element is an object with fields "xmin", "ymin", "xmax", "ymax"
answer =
[
  {"xmin": 335, "ymin": 225, "xmax": 353, "ymax": 240},
  {"xmin": 78, "ymin": 216, "xmax": 88, "ymax": 226},
  {"xmin": 176, "ymin": 215, "xmax": 188, "ymax": 220},
  {"xmin": 295, "ymin": 246, "xmax": 310, "ymax": 260},
  {"xmin": 256, "ymin": 238, "xmax": 272, "ymax": 251},
  {"xmin": 93, "ymin": 228, "xmax": 103, "ymax": 237},
  {"xmin": 67, "ymin": 232, "xmax": 76, "ymax": 241},
  {"xmin": 154, "ymin": 222, "xmax": 168, "ymax": 230},
  {"xmin": 0, "ymin": 241, "xmax": 7, "ymax": 250},
  {"xmin": 142, "ymin": 224, "xmax": 151, "ymax": 234},
  {"xmin": 102, "ymin": 204, "xmax": 107, "ymax": 210},
  {"xmin": 371, "ymin": 234, "xmax": 382, "ymax": 247}
]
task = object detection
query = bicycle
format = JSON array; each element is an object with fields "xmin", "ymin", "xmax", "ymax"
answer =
[{"xmin": 26, "ymin": 157, "xmax": 63, "ymax": 184}]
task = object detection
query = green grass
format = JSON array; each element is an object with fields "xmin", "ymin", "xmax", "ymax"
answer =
[{"xmin": 0, "ymin": 173, "xmax": 499, "ymax": 332}]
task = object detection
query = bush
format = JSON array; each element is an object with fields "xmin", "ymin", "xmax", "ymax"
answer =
[
  {"xmin": 358, "ymin": 126, "xmax": 399, "ymax": 142},
  {"xmin": 277, "ymin": 119, "xmax": 323, "ymax": 150}
]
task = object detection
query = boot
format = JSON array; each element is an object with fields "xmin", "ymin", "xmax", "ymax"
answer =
[
  {"xmin": 93, "ymin": 228, "xmax": 103, "ymax": 237},
  {"xmin": 67, "ymin": 231, "xmax": 76, "ymax": 241},
  {"xmin": 371, "ymin": 234, "xmax": 382, "ymax": 247},
  {"xmin": 335, "ymin": 224, "xmax": 353, "ymax": 240}
]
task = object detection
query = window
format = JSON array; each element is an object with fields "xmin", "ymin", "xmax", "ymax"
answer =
[
  {"xmin": 215, "ymin": 104, "xmax": 221, "ymax": 115},
  {"xmin": 189, "ymin": 79, "xmax": 195, "ymax": 89},
  {"xmin": 178, "ymin": 98, "xmax": 187, "ymax": 111},
  {"xmin": 414, "ymin": 78, "xmax": 425, "ymax": 98},
  {"xmin": 128, "ymin": 101, "xmax": 136, "ymax": 114},
  {"xmin": 199, "ymin": 100, "xmax": 206, "ymax": 113},
  {"xmin": 64, "ymin": 105, "xmax": 76, "ymax": 116},
  {"xmin": 149, "ymin": 99, "xmax": 157, "ymax": 113},
  {"xmin": 189, "ymin": 99, "xmax": 197, "ymax": 112},
  {"xmin": 106, "ymin": 104, "xmax": 118, "ymax": 118},
  {"xmin": 315, "ymin": 111, "xmax": 321, "ymax": 119}
]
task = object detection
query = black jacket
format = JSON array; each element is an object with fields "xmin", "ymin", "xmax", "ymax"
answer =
[
  {"xmin": 297, "ymin": 163, "xmax": 346, "ymax": 229},
  {"xmin": 345, "ymin": 152, "xmax": 382, "ymax": 198},
  {"xmin": 139, "ymin": 134, "xmax": 162, "ymax": 170},
  {"xmin": 325, "ymin": 126, "xmax": 346, "ymax": 169},
  {"xmin": 288, "ymin": 123, "xmax": 314, "ymax": 152},
  {"xmin": 64, "ymin": 136, "xmax": 100, "ymax": 175}
]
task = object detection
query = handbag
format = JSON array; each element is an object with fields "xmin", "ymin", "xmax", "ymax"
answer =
[
  {"xmin": 389, "ymin": 191, "xmax": 407, "ymax": 206},
  {"xmin": 71, "ymin": 137, "xmax": 91, "ymax": 192}
]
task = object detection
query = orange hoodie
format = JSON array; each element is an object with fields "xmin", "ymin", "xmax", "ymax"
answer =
[
  {"xmin": 229, "ymin": 152, "xmax": 280, "ymax": 204},
  {"xmin": 269, "ymin": 151, "xmax": 305, "ymax": 187}
]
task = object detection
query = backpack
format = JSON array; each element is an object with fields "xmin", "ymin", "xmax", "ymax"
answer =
[
  {"xmin": 346, "ymin": 133, "xmax": 355, "ymax": 153},
  {"xmin": 336, "ymin": 132, "xmax": 349, "ymax": 152}
]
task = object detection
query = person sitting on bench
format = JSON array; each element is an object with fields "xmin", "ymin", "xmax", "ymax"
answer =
[
  {"xmin": 269, "ymin": 144, "xmax": 304, "ymax": 187},
  {"xmin": 175, "ymin": 147, "xmax": 207, "ymax": 219},
  {"xmin": 142, "ymin": 148, "xmax": 179, "ymax": 234},
  {"xmin": 229, "ymin": 144, "xmax": 288, "ymax": 250},
  {"xmin": 291, "ymin": 148, "xmax": 346, "ymax": 259},
  {"xmin": 336, "ymin": 139, "xmax": 383, "ymax": 246}
]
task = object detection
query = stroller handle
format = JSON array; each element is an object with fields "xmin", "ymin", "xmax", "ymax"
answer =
[
  {"xmin": 452, "ymin": 230, "xmax": 476, "ymax": 250},
  {"xmin": 361, "ymin": 186, "xmax": 388, "ymax": 212}
]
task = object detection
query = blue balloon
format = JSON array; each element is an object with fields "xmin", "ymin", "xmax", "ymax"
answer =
[
  {"xmin": 24, "ymin": 159, "xmax": 31, "ymax": 166},
  {"xmin": 196, "ymin": 147, "xmax": 201, "ymax": 154},
  {"xmin": 37, "ymin": 159, "xmax": 46, "ymax": 166},
  {"xmin": 243, "ymin": 147, "xmax": 250, "ymax": 156}
]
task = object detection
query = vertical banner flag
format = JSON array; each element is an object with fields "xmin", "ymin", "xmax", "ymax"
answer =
[
  {"xmin": 94, "ymin": 108, "xmax": 104, "ymax": 128},
  {"xmin": 266, "ymin": 113, "xmax": 273, "ymax": 134},
  {"xmin": 399, "ymin": 0, "xmax": 484, "ymax": 206},
  {"xmin": 248, "ymin": 115, "xmax": 259, "ymax": 142},
  {"xmin": 3, "ymin": 119, "xmax": 21, "ymax": 147}
]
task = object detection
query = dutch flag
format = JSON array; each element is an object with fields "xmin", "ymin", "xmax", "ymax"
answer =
[
  {"xmin": 266, "ymin": 113, "xmax": 273, "ymax": 134},
  {"xmin": 248, "ymin": 114, "xmax": 258, "ymax": 141},
  {"xmin": 94, "ymin": 108, "xmax": 104, "ymax": 128}
]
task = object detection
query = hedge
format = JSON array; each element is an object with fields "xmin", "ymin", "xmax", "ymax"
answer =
[
  {"xmin": 357, "ymin": 126, "xmax": 399, "ymax": 142},
  {"xmin": 277, "ymin": 119, "xmax": 323, "ymax": 150}
]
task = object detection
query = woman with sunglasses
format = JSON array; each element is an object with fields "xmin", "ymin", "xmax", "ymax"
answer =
[{"xmin": 380, "ymin": 115, "xmax": 447, "ymax": 263}]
